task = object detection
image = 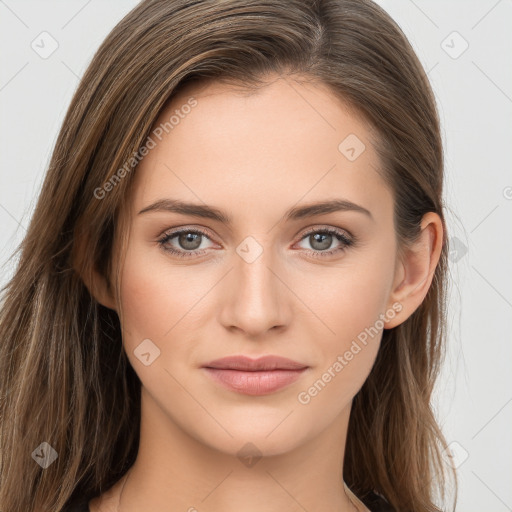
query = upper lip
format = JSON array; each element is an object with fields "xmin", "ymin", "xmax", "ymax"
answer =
[{"xmin": 202, "ymin": 355, "xmax": 308, "ymax": 371}]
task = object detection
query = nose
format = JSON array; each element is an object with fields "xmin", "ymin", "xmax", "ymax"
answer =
[{"xmin": 218, "ymin": 241, "xmax": 290, "ymax": 338}]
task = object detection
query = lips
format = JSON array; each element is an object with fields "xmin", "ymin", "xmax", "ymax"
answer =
[
  {"xmin": 202, "ymin": 355, "xmax": 308, "ymax": 371},
  {"xmin": 201, "ymin": 355, "xmax": 309, "ymax": 395}
]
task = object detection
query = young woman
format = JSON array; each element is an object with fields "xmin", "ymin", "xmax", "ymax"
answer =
[{"xmin": 0, "ymin": 1, "xmax": 458, "ymax": 511}]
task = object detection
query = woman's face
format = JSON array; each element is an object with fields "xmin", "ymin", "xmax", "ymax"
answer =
[{"xmin": 114, "ymin": 76, "xmax": 403, "ymax": 456}]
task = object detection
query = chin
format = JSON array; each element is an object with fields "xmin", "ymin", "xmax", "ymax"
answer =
[{"xmin": 192, "ymin": 420, "xmax": 310, "ymax": 459}]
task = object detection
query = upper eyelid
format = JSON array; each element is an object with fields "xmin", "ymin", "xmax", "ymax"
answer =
[
  {"xmin": 159, "ymin": 226, "xmax": 216, "ymax": 243},
  {"xmin": 300, "ymin": 225, "xmax": 352, "ymax": 238}
]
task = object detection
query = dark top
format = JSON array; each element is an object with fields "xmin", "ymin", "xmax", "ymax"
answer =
[
  {"xmin": 64, "ymin": 490, "xmax": 394, "ymax": 511},
  {"xmin": 361, "ymin": 490, "xmax": 396, "ymax": 511}
]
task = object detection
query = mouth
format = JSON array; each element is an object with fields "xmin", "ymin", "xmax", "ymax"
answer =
[{"xmin": 201, "ymin": 355, "xmax": 309, "ymax": 396}]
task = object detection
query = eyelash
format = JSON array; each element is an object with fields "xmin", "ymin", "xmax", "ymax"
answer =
[{"xmin": 157, "ymin": 226, "xmax": 355, "ymax": 259}]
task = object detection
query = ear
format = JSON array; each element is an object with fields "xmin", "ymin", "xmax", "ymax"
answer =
[
  {"xmin": 73, "ymin": 229, "xmax": 118, "ymax": 312},
  {"xmin": 84, "ymin": 266, "xmax": 118, "ymax": 312},
  {"xmin": 384, "ymin": 212, "xmax": 444, "ymax": 329}
]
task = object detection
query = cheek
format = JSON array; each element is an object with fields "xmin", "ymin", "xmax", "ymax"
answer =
[
  {"xmin": 298, "ymin": 251, "xmax": 394, "ymax": 346},
  {"xmin": 294, "ymin": 239, "xmax": 395, "ymax": 395},
  {"xmin": 117, "ymin": 246, "xmax": 214, "ymax": 359},
  {"xmin": 294, "ymin": 271, "xmax": 386, "ymax": 416},
  {"xmin": 118, "ymin": 266, "xmax": 166, "ymax": 346},
  {"xmin": 330, "ymin": 271, "xmax": 390, "ymax": 343},
  {"xmin": 117, "ymin": 243, "xmax": 181, "ymax": 352}
]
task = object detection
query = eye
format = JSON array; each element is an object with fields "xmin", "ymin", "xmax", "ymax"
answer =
[
  {"xmin": 157, "ymin": 226, "xmax": 356, "ymax": 259},
  {"xmin": 295, "ymin": 227, "xmax": 355, "ymax": 258},
  {"xmin": 157, "ymin": 227, "xmax": 215, "ymax": 258}
]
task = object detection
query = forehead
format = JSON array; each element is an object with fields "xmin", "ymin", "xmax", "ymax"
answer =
[{"xmin": 130, "ymin": 76, "xmax": 394, "ymax": 227}]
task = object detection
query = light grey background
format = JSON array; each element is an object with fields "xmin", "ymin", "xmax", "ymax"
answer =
[{"xmin": 1, "ymin": 1, "xmax": 511, "ymax": 511}]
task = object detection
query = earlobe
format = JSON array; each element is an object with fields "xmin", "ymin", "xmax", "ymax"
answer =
[{"xmin": 384, "ymin": 212, "xmax": 443, "ymax": 329}]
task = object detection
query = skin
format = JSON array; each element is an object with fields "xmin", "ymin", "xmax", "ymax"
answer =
[{"xmin": 87, "ymin": 74, "xmax": 443, "ymax": 512}]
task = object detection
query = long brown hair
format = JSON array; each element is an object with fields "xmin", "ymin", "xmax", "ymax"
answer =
[{"xmin": 0, "ymin": 1, "xmax": 457, "ymax": 510}]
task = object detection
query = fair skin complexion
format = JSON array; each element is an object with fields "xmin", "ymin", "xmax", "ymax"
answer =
[{"xmin": 86, "ymin": 75, "xmax": 443, "ymax": 512}]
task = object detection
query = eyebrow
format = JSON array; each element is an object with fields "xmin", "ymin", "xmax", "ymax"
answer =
[{"xmin": 138, "ymin": 198, "xmax": 373, "ymax": 223}]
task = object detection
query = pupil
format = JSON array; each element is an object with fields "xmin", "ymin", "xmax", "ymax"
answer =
[
  {"xmin": 311, "ymin": 233, "xmax": 331, "ymax": 250},
  {"xmin": 180, "ymin": 232, "xmax": 201, "ymax": 250}
]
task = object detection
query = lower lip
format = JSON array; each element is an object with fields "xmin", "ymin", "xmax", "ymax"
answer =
[{"xmin": 202, "ymin": 368, "xmax": 307, "ymax": 395}]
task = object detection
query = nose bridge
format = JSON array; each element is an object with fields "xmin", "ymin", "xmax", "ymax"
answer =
[{"xmin": 219, "ymin": 235, "xmax": 288, "ymax": 336}]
